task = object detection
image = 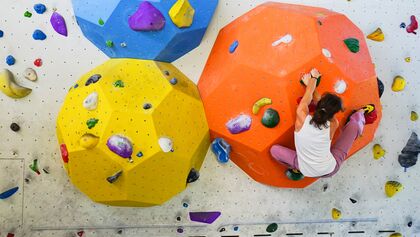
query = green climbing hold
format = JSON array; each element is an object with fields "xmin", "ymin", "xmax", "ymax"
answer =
[
  {"xmin": 113, "ymin": 80, "xmax": 125, "ymax": 88},
  {"xmin": 106, "ymin": 40, "xmax": 114, "ymax": 48},
  {"xmin": 24, "ymin": 11, "xmax": 33, "ymax": 18},
  {"xmin": 286, "ymin": 169, "xmax": 304, "ymax": 181},
  {"xmin": 344, "ymin": 38, "xmax": 360, "ymax": 53},
  {"xmin": 98, "ymin": 18, "xmax": 104, "ymax": 26},
  {"xmin": 266, "ymin": 223, "xmax": 278, "ymax": 233},
  {"xmin": 86, "ymin": 118, "xmax": 99, "ymax": 129},
  {"xmin": 261, "ymin": 108, "xmax": 280, "ymax": 128}
]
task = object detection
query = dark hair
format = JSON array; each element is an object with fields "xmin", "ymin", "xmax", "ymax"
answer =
[{"xmin": 310, "ymin": 93, "xmax": 343, "ymax": 129}]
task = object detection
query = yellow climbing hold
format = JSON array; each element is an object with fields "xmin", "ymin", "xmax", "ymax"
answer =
[
  {"xmin": 411, "ymin": 111, "xmax": 419, "ymax": 121},
  {"xmin": 405, "ymin": 57, "xmax": 411, "ymax": 63},
  {"xmin": 373, "ymin": 144, "xmax": 386, "ymax": 160},
  {"xmin": 331, "ymin": 208, "xmax": 341, "ymax": 220},
  {"xmin": 392, "ymin": 76, "xmax": 406, "ymax": 92},
  {"xmin": 385, "ymin": 181, "xmax": 403, "ymax": 198},
  {"xmin": 80, "ymin": 133, "xmax": 100, "ymax": 149},
  {"xmin": 367, "ymin": 27, "xmax": 385, "ymax": 42},
  {"xmin": 169, "ymin": 0, "xmax": 195, "ymax": 28},
  {"xmin": 252, "ymin": 97, "xmax": 272, "ymax": 115},
  {"xmin": 389, "ymin": 233, "xmax": 402, "ymax": 237}
]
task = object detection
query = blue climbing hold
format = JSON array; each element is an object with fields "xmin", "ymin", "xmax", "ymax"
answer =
[
  {"xmin": 34, "ymin": 4, "xmax": 47, "ymax": 14},
  {"xmin": 136, "ymin": 151, "xmax": 143, "ymax": 157},
  {"xmin": 0, "ymin": 30, "xmax": 4, "ymax": 38},
  {"xmin": 400, "ymin": 22, "xmax": 406, "ymax": 28},
  {"xmin": 6, "ymin": 55, "xmax": 16, "ymax": 66},
  {"xmin": 211, "ymin": 138, "xmax": 231, "ymax": 163},
  {"xmin": 74, "ymin": 84, "xmax": 79, "ymax": 89},
  {"xmin": 0, "ymin": 187, "xmax": 19, "ymax": 199},
  {"xmin": 229, "ymin": 40, "xmax": 239, "ymax": 53},
  {"xmin": 170, "ymin": 78, "xmax": 178, "ymax": 85},
  {"xmin": 33, "ymin": 30, "xmax": 47, "ymax": 40}
]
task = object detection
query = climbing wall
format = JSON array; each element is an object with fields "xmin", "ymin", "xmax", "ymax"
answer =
[{"xmin": 0, "ymin": 0, "xmax": 419, "ymax": 237}]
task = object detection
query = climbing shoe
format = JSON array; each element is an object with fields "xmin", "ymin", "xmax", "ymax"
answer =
[{"xmin": 285, "ymin": 169, "xmax": 304, "ymax": 181}]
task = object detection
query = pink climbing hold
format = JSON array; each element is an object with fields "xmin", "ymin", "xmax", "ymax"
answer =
[
  {"xmin": 50, "ymin": 11, "xmax": 68, "ymax": 36},
  {"xmin": 128, "ymin": 1, "xmax": 166, "ymax": 31},
  {"xmin": 189, "ymin": 211, "xmax": 221, "ymax": 224},
  {"xmin": 60, "ymin": 144, "xmax": 69, "ymax": 163},
  {"xmin": 406, "ymin": 15, "xmax": 418, "ymax": 34}
]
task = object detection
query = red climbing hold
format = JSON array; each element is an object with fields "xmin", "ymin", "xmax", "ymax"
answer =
[
  {"xmin": 7, "ymin": 233, "xmax": 15, "ymax": 237},
  {"xmin": 60, "ymin": 144, "xmax": 69, "ymax": 163},
  {"xmin": 77, "ymin": 230, "xmax": 85, "ymax": 237},
  {"xmin": 407, "ymin": 15, "xmax": 418, "ymax": 34},
  {"xmin": 365, "ymin": 110, "xmax": 378, "ymax": 124},
  {"xmin": 34, "ymin": 58, "xmax": 43, "ymax": 67}
]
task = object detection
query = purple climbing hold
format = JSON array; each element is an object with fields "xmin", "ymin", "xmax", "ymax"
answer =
[
  {"xmin": 128, "ymin": 1, "xmax": 166, "ymax": 31},
  {"xmin": 107, "ymin": 135, "xmax": 133, "ymax": 158},
  {"xmin": 226, "ymin": 114, "xmax": 252, "ymax": 134},
  {"xmin": 189, "ymin": 211, "xmax": 221, "ymax": 224},
  {"xmin": 0, "ymin": 187, "xmax": 19, "ymax": 199},
  {"xmin": 50, "ymin": 12, "xmax": 68, "ymax": 36}
]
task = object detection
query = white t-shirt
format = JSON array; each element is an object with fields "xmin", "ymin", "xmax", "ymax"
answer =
[{"xmin": 294, "ymin": 116, "xmax": 336, "ymax": 177}]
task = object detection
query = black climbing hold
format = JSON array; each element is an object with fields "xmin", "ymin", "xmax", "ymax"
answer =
[
  {"xmin": 400, "ymin": 22, "xmax": 406, "ymax": 28},
  {"xmin": 85, "ymin": 74, "xmax": 102, "ymax": 86},
  {"xmin": 24, "ymin": 178, "xmax": 30, "ymax": 184},
  {"xmin": 261, "ymin": 108, "xmax": 280, "ymax": 128},
  {"xmin": 349, "ymin": 198, "xmax": 357, "ymax": 203},
  {"xmin": 219, "ymin": 228, "xmax": 226, "ymax": 232},
  {"xmin": 10, "ymin": 123, "xmax": 20, "ymax": 132},
  {"xmin": 322, "ymin": 183, "xmax": 328, "ymax": 192},
  {"xmin": 176, "ymin": 216, "xmax": 181, "ymax": 221},
  {"xmin": 408, "ymin": 221, "xmax": 413, "ymax": 227},
  {"xmin": 286, "ymin": 169, "xmax": 304, "ymax": 181},
  {"xmin": 170, "ymin": 78, "xmax": 178, "ymax": 85},
  {"xmin": 377, "ymin": 78, "xmax": 384, "ymax": 98},
  {"xmin": 43, "ymin": 168, "xmax": 49, "ymax": 174},
  {"xmin": 266, "ymin": 223, "xmax": 278, "ymax": 233},
  {"xmin": 107, "ymin": 171, "xmax": 123, "ymax": 183},
  {"xmin": 164, "ymin": 70, "xmax": 170, "ymax": 76},
  {"xmin": 117, "ymin": 229, "xmax": 123, "ymax": 234},
  {"xmin": 398, "ymin": 132, "xmax": 420, "ymax": 171},
  {"xmin": 187, "ymin": 168, "xmax": 200, "ymax": 183},
  {"xmin": 143, "ymin": 103, "xmax": 152, "ymax": 110}
]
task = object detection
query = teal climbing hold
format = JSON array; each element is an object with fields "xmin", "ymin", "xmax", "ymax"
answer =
[{"xmin": 261, "ymin": 108, "xmax": 280, "ymax": 128}]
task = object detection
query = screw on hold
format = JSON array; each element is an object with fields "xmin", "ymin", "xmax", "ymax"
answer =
[
  {"xmin": 24, "ymin": 177, "xmax": 30, "ymax": 184},
  {"xmin": 76, "ymin": 230, "xmax": 85, "ymax": 237},
  {"xmin": 6, "ymin": 55, "xmax": 16, "ymax": 66},
  {"xmin": 400, "ymin": 22, "xmax": 406, "ymax": 28},
  {"xmin": 229, "ymin": 40, "xmax": 239, "ymax": 53},
  {"xmin": 143, "ymin": 103, "xmax": 152, "ymax": 110},
  {"xmin": 349, "ymin": 198, "xmax": 357, "ymax": 203},
  {"xmin": 218, "ymin": 227, "xmax": 226, "ymax": 232},
  {"xmin": 113, "ymin": 80, "xmax": 125, "ymax": 88},
  {"xmin": 10, "ymin": 123, "xmax": 20, "ymax": 132},
  {"xmin": 107, "ymin": 170, "xmax": 123, "ymax": 184},
  {"xmin": 176, "ymin": 216, "xmax": 181, "ymax": 221},
  {"xmin": 74, "ymin": 84, "xmax": 79, "ymax": 89},
  {"xmin": 86, "ymin": 118, "xmax": 99, "ymax": 129},
  {"xmin": 182, "ymin": 202, "xmax": 189, "ymax": 208},
  {"xmin": 233, "ymin": 226, "xmax": 239, "ymax": 231},
  {"xmin": 408, "ymin": 220, "xmax": 413, "ymax": 227},
  {"xmin": 24, "ymin": 11, "xmax": 33, "ymax": 18},
  {"xmin": 106, "ymin": 40, "xmax": 114, "ymax": 48},
  {"xmin": 117, "ymin": 229, "xmax": 123, "ymax": 234},
  {"xmin": 187, "ymin": 168, "xmax": 199, "ymax": 183},
  {"xmin": 34, "ymin": 58, "xmax": 42, "ymax": 67},
  {"xmin": 43, "ymin": 168, "xmax": 49, "ymax": 174},
  {"xmin": 85, "ymin": 74, "xmax": 101, "ymax": 86},
  {"xmin": 136, "ymin": 151, "xmax": 143, "ymax": 158},
  {"xmin": 98, "ymin": 18, "xmax": 104, "ymax": 26},
  {"xmin": 29, "ymin": 159, "xmax": 40, "ymax": 175},
  {"xmin": 322, "ymin": 183, "xmax": 328, "ymax": 192},
  {"xmin": 120, "ymin": 42, "xmax": 127, "ymax": 47},
  {"xmin": 170, "ymin": 78, "xmax": 178, "ymax": 85},
  {"xmin": 176, "ymin": 227, "xmax": 184, "ymax": 233},
  {"xmin": 164, "ymin": 70, "xmax": 170, "ymax": 76}
]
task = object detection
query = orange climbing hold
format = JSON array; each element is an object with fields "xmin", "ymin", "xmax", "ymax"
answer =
[{"xmin": 198, "ymin": 3, "xmax": 382, "ymax": 188}]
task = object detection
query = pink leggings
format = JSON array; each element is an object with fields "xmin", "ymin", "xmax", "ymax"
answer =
[{"xmin": 270, "ymin": 111, "xmax": 365, "ymax": 177}]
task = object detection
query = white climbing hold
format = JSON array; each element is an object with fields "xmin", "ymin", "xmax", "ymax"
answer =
[
  {"xmin": 272, "ymin": 34, "xmax": 293, "ymax": 47},
  {"xmin": 334, "ymin": 80, "xmax": 347, "ymax": 94},
  {"xmin": 83, "ymin": 92, "xmax": 98, "ymax": 111},
  {"xmin": 159, "ymin": 137, "xmax": 174, "ymax": 153},
  {"xmin": 322, "ymin": 48, "xmax": 332, "ymax": 58},
  {"xmin": 24, "ymin": 68, "xmax": 38, "ymax": 81}
]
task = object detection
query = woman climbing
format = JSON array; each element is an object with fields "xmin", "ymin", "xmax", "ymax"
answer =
[{"xmin": 270, "ymin": 69, "xmax": 375, "ymax": 179}]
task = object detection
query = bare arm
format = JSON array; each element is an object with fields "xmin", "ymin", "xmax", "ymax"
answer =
[
  {"xmin": 295, "ymin": 74, "xmax": 317, "ymax": 131},
  {"xmin": 313, "ymin": 90, "xmax": 321, "ymax": 105}
]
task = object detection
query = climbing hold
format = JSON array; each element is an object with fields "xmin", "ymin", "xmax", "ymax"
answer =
[
  {"xmin": 86, "ymin": 118, "xmax": 99, "ymax": 129},
  {"xmin": 7, "ymin": 234, "xmax": 15, "ymax": 237},
  {"xmin": 411, "ymin": 111, "xmax": 418, "ymax": 121},
  {"xmin": 332, "ymin": 208, "xmax": 342, "ymax": 220},
  {"xmin": 98, "ymin": 18, "xmax": 104, "ymax": 26},
  {"xmin": 300, "ymin": 74, "xmax": 321, "ymax": 87},
  {"xmin": 272, "ymin": 34, "xmax": 293, "ymax": 46},
  {"xmin": 120, "ymin": 42, "xmax": 127, "ymax": 48},
  {"xmin": 76, "ymin": 231, "xmax": 85, "ymax": 237},
  {"xmin": 365, "ymin": 109, "xmax": 377, "ymax": 125},
  {"xmin": 0, "ymin": 69, "xmax": 32, "ymax": 98},
  {"xmin": 229, "ymin": 40, "xmax": 239, "ymax": 53},
  {"xmin": 405, "ymin": 57, "xmax": 411, "ymax": 63},
  {"xmin": 233, "ymin": 226, "xmax": 239, "ymax": 231},
  {"xmin": 136, "ymin": 151, "xmax": 143, "ymax": 158},
  {"xmin": 0, "ymin": 187, "xmax": 19, "ymax": 199},
  {"xmin": 252, "ymin": 97, "xmax": 272, "ymax": 115},
  {"xmin": 176, "ymin": 216, "xmax": 182, "ymax": 221},
  {"xmin": 389, "ymin": 233, "xmax": 402, "ymax": 237},
  {"xmin": 80, "ymin": 134, "xmax": 100, "ymax": 149},
  {"xmin": 34, "ymin": 4, "xmax": 47, "ymax": 14},
  {"xmin": 367, "ymin": 28, "xmax": 385, "ymax": 42},
  {"xmin": 182, "ymin": 202, "xmax": 189, "ymax": 208},
  {"xmin": 6, "ymin": 55, "xmax": 16, "ymax": 66},
  {"xmin": 226, "ymin": 114, "xmax": 252, "ymax": 134},
  {"xmin": 176, "ymin": 227, "xmax": 184, "ymax": 233},
  {"xmin": 10, "ymin": 123, "xmax": 20, "ymax": 132},
  {"xmin": 385, "ymin": 181, "xmax": 403, "ymax": 198},
  {"xmin": 60, "ymin": 144, "xmax": 69, "ymax": 163},
  {"xmin": 170, "ymin": 78, "xmax": 178, "ymax": 85},
  {"xmin": 0, "ymin": 30, "xmax": 3, "ymax": 38},
  {"xmin": 334, "ymin": 80, "xmax": 347, "ymax": 94},
  {"xmin": 159, "ymin": 137, "xmax": 174, "ymax": 152},
  {"xmin": 398, "ymin": 132, "xmax": 420, "ymax": 171},
  {"xmin": 261, "ymin": 108, "xmax": 280, "ymax": 128},
  {"xmin": 189, "ymin": 211, "xmax": 221, "ymax": 224},
  {"xmin": 392, "ymin": 76, "xmax": 406, "ymax": 92},
  {"xmin": 266, "ymin": 223, "xmax": 278, "ymax": 233},
  {"xmin": 107, "ymin": 135, "xmax": 133, "ymax": 158},
  {"xmin": 322, "ymin": 48, "xmax": 332, "ymax": 58},
  {"xmin": 408, "ymin": 221, "xmax": 413, "ymax": 227},
  {"xmin": 106, "ymin": 40, "xmax": 114, "ymax": 48},
  {"xmin": 83, "ymin": 92, "xmax": 98, "ymax": 111},
  {"xmin": 400, "ymin": 23, "xmax": 406, "ymax": 28},
  {"xmin": 211, "ymin": 138, "xmax": 231, "ymax": 163},
  {"xmin": 128, "ymin": 2, "xmax": 166, "ymax": 31},
  {"xmin": 373, "ymin": 144, "xmax": 386, "ymax": 160},
  {"xmin": 85, "ymin": 74, "xmax": 102, "ymax": 86},
  {"xmin": 74, "ymin": 84, "xmax": 79, "ymax": 89},
  {"xmin": 143, "ymin": 103, "xmax": 152, "ymax": 110},
  {"xmin": 187, "ymin": 168, "xmax": 199, "ymax": 183},
  {"xmin": 349, "ymin": 198, "xmax": 357, "ymax": 204},
  {"xmin": 169, "ymin": 0, "xmax": 195, "ymax": 28},
  {"xmin": 218, "ymin": 227, "xmax": 226, "ymax": 232},
  {"xmin": 32, "ymin": 30, "xmax": 47, "ymax": 40},
  {"xmin": 24, "ymin": 68, "xmax": 38, "ymax": 81},
  {"xmin": 113, "ymin": 80, "xmax": 124, "ymax": 88},
  {"xmin": 377, "ymin": 78, "xmax": 384, "ymax": 98},
  {"xmin": 50, "ymin": 12, "xmax": 68, "ymax": 36},
  {"xmin": 406, "ymin": 15, "xmax": 418, "ymax": 34},
  {"xmin": 117, "ymin": 229, "xmax": 123, "ymax": 234},
  {"xmin": 285, "ymin": 169, "xmax": 304, "ymax": 181},
  {"xmin": 107, "ymin": 170, "xmax": 123, "ymax": 183},
  {"xmin": 34, "ymin": 58, "xmax": 43, "ymax": 67},
  {"xmin": 344, "ymin": 38, "xmax": 360, "ymax": 53},
  {"xmin": 24, "ymin": 11, "xmax": 33, "ymax": 18},
  {"xmin": 43, "ymin": 168, "xmax": 49, "ymax": 174},
  {"xmin": 29, "ymin": 159, "xmax": 40, "ymax": 175},
  {"xmin": 322, "ymin": 183, "xmax": 328, "ymax": 192}
]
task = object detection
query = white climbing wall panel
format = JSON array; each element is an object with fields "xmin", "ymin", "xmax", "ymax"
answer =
[{"xmin": 0, "ymin": 0, "xmax": 419, "ymax": 236}]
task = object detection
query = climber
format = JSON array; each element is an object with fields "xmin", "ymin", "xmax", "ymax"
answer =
[{"xmin": 270, "ymin": 69, "xmax": 375, "ymax": 178}]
